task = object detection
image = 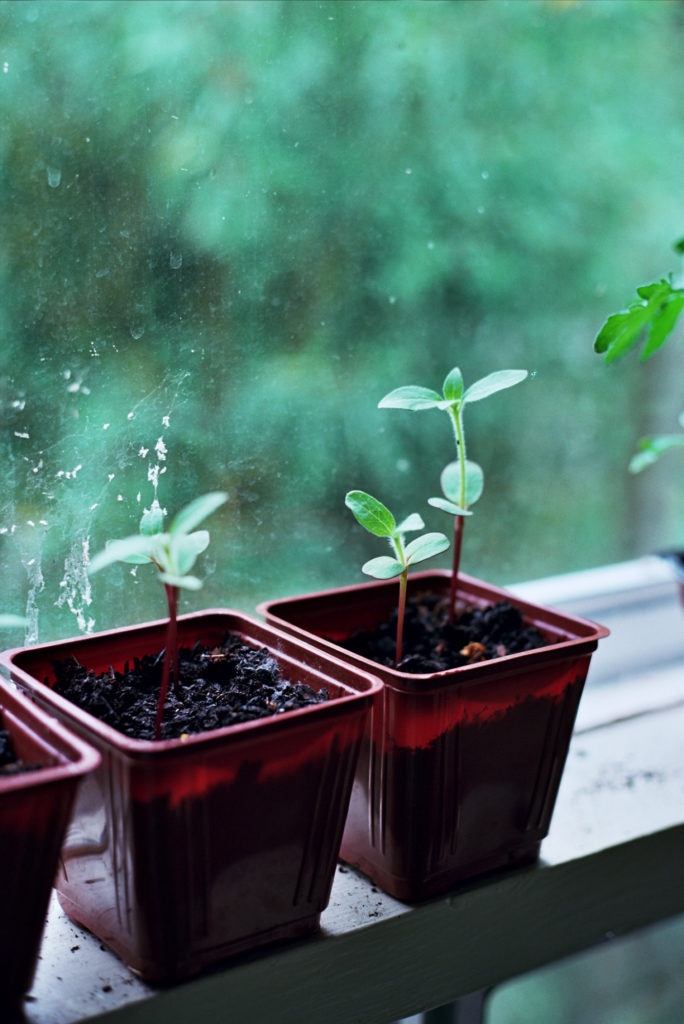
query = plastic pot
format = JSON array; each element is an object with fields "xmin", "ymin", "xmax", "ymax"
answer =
[
  {"xmin": 258, "ymin": 570, "xmax": 609, "ymax": 901},
  {"xmin": 0, "ymin": 610, "xmax": 381, "ymax": 984},
  {"xmin": 0, "ymin": 679, "xmax": 100, "ymax": 1009}
]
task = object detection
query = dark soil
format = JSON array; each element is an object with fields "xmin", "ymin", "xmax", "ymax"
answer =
[
  {"xmin": 48, "ymin": 633, "xmax": 330, "ymax": 741},
  {"xmin": 0, "ymin": 718, "xmax": 41, "ymax": 775},
  {"xmin": 340, "ymin": 592, "xmax": 546, "ymax": 672}
]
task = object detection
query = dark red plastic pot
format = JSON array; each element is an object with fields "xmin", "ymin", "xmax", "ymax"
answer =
[
  {"xmin": 258, "ymin": 570, "xmax": 609, "ymax": 901},
  {"xmin": 0, "ymin": 680, "xmax": 100, "ymax": 1010},
  {"xmin": 0, "ymin": 610, "xmax": 381, "ymax": 984}
]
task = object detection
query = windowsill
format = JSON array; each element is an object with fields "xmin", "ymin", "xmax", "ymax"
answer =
[{"xmin": 22, "ymin": 558, "xmax": 684, "ymax": 1024}]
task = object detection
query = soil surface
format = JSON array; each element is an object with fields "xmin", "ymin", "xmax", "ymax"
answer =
[
  {"xmin": 49, "ymin": 633, "xmax": 330, "ymax": 741},
  {"xmin": 340, "ymin": 592, "xmax": 546, "ymax": 672},
  {"xmin": 0, "ymin": 718, "xmax": 41, "ymax": 775}
]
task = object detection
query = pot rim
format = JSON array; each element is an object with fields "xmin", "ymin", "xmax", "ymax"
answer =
[
  {"xmin": 0, "ymin": 678, "xmax": 101, "ymax": 791},
  {"xmin": 0, "ymin": 609, "xmax": 382, "ymax": 757},
  {"xmin": 257, "ymin": 569, "xmax": 610, "ymax": 693}
]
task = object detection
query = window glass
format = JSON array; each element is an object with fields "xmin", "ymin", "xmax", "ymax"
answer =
[{"xmin": 2, "ymin": 0, "xmax": 684, "ymax": 641}]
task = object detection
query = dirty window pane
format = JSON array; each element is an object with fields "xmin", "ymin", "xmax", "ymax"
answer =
[{"xmin": 2, "ymin": 0, "xmax": 684, "ymax": 641}]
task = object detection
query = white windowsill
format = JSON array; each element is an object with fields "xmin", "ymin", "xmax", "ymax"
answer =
[{"xmin": 21, "ymin": 557, "xmax": 684, "ymax": 1024}]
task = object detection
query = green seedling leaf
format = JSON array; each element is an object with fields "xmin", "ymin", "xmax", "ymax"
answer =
[
  {"xmin": 397, "ymin": 512, "xmax": 425, "ymax": 533},
  {"xmin": 169, "ymin": 491, "xmax": 227, "ymax": 535},
  {"xmin": 442, "ymin": 366, "xmax": 464, "ymax": 402},
  {"xmin": 404, "ymin": 532, "xmax": 450, "ymax": 565},
  {"xmin": 345, "ymin": 490, "xmax": 396, "ymax": 537},
  {"xmin": 462, "ymin": 369, "xmax": 529, "ymax": 404},
  {"xmin": 440, "ymin": 459, "xmax": 484, "ymax": 507},
  {"xmin": 361, "ymin": 555, "xmax": 405, "ymax": 579},
  {"xmin": 378, "ymin": 385, "xmax": 443, "ymax": 410},
  {"xmin": 428, "ymin": 496, "xmax": 473, "ymax": 516}
]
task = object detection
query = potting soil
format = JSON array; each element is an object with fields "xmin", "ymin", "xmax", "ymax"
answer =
[
  {"xmin": 341, "ymin": 592, "xmax": 546, "ymax": 672},
  {"xmin": 49, "ymin": 633, "xmax": 330, "ymax": 741}
]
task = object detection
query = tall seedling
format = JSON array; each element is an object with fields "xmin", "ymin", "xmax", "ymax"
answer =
[
  {"xmin": 379, "ymin": 367, "xmax": 528, "ymax": 621},
  {"xmin": 88, "ymin": 491, "xmax": 227, "ymax": 739},
  {"xmin": 345, "ymin": 491, "xmax": 449, "ymax": 665}
]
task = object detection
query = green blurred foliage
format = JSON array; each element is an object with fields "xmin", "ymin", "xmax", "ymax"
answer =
[{"xmin": 1, "ymin": 0, "xmax": 684, "ymax": 638}]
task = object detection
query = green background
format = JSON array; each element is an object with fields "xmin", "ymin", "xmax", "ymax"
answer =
[{"xmin": 1, "ymin": 0, "xmax": 683, "ymax": 643}]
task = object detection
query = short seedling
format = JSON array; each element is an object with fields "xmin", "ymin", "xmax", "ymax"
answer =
[
  {"xmin": 595, "ymin": 237, "xmax": 684, "ymax": 472},
  {"xmin": 345, "ymin": 490, "xmax": 449, "ymax": 664},
  {"xmin": 379, "ymin": 367, "xmax": 528, "ymax": 620},
  {"xmin": 88, "ymin": 491, "xmax": 227, "ymax": 740}
]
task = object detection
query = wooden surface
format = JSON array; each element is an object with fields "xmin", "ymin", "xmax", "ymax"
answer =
[{"xmin": 23, "ymin": 665, "xmax": 684, "ymax": 1024}]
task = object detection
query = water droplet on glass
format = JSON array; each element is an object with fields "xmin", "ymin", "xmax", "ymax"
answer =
[
  {"xmin": 47, "ymin": 166, "xmax": 62, "ymax": 188},
  {"xmin": 169, "ymin": 251, "xmax": 183, "ymax": 270}
]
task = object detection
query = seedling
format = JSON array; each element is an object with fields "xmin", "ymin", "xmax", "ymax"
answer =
[
  {"xmin": 595, "ymin": 237, "xmax": 684, "ymax": 471},
  {"xmin": 379, "ymin": 367, "xmax": 528, "ymax": 620},
  {"xmin": 88, "ymin": 491, "xmax": 227, "ymax": 739},
  {"xmin": 345, "ymin": 490, "xmax": 449, "ymax": 664}
]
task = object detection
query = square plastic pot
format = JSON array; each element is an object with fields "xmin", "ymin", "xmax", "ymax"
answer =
[
  {"xmin": 258, "ymin": 570, "xmax": 609, "ymax": 901},
  {"xmin": 0, "ymin": 679, "xmax": 100, "ymax": 1009},
  {"xmin": 0, "ymin": 610, "xmax": 381, "ymax": 984}
]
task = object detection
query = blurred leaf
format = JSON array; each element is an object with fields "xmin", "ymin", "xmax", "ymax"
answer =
[
  {"xmin": 88, "ymin": 535, "xmax": 157, "ymax": 574},
  {"xmin": 629, "ymin": 433, "xmax": 684, "ymax": 473},
  {"xmin": 378, "ymin": 386, "xmax": 443, "ymax": 411},
  {"xmin": 158, "ymin": 571, "xmax": 203, "ymax": 590},
  {"xmin": 595, "ymin": 279, "xmax": 684, "ymax": 362},
  {"xmin": 169, "ymin": 492, "xmax": 227, "ymax": 536}
]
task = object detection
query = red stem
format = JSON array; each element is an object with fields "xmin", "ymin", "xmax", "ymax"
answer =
[
  {"xmin": 395, "ymin": 570, "xmax": 408, "ymax": 666},
  {"xmin": 154, "ymin": 584, "xmax": 179, "ymax": 741},
  {"xmin": 449, "ymin": 516, "xmax": 465, "ymax": 624}
]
